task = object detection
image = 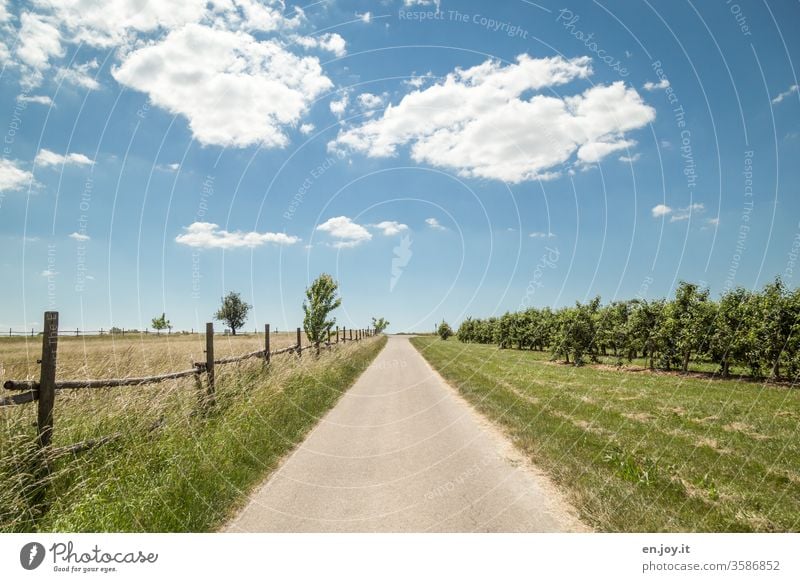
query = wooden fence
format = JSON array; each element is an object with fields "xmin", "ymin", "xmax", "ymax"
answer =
[{"xmin": 0, "ymin": 311, "xmax": 376, "ymax": 459}]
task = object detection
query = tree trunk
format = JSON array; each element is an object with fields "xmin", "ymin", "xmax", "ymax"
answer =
[
  {"xmin": 721, "ymin": 359, "xmax": 730, "ymax": 378},
  {"xmin": 231, "ymin": 327, "xmax": 236, "ymax": 336}
]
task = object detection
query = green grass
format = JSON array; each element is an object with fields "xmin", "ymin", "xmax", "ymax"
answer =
[
  {"xmin": 410, "ymin": 337, "xmax": 800, "ymax": 532},
  {"xmin": 1, "ymin": 336, "xmax": 386, "ymax": 532}
]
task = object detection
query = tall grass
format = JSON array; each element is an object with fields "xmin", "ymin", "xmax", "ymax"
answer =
[{"xmin": 0, "ymin": 335, "xmax": 386, "ymax": 532}]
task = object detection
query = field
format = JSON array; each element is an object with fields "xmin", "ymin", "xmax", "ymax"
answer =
[
  {"xmin": 410, "ymin": 337, "xmax": 800, "ymax": 532},
  {"xmin": 0, "ymin": 333, "xmax": 386, "ymax": 532}
]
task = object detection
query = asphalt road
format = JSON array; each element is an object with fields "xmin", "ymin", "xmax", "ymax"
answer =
[{"xmin": 224, "ymin": 336, "xmax": 587, "ymax": 532}]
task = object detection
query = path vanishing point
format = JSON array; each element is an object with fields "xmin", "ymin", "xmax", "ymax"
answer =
[{"xmin": 224, "ymin": 336, "xmax": 587, "ymax": 532}]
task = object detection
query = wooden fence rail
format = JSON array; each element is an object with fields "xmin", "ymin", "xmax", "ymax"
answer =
[{"xmin": 1, "ymin": 312, "xmax": 377, "ymax": 460}]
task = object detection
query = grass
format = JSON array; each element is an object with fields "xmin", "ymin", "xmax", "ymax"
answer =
[
  {"xmin": 410, "ymin": 337, "xmax": 800, "ymax": 532},
  {"xmin": 0, "ymin": 334, "xmax": 386, "ymax": 532}
]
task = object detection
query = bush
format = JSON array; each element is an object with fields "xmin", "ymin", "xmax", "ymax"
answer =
[{"xmin": 437, "ymin": 321, "xmax": 453, "ymax": 341}]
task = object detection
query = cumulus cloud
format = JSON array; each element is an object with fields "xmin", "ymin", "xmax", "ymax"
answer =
[
  {"xmin": 35, "ymin": 149, "xmax": 93, "ymax": 167},
  {"xmin": 68, "ymin": 232, "xmax": 90, "ymax": 241},
  {"xmin": 175, "ymin": 222, "xmax": 300, "ymax": 249},
  {"xmin": 358, "ymin": 11, "xmax": 372, "ymax": 24},
  {"xmin": 643, "ymin": 79, "xmax": 670, "ymax": 91},
  {"xmin": 291, "ymin": 32, "xmax": 346, "ymax": 57},
  {"xmin": 771, "ymin": 84, "xmax": 798, "ymax": 105},
  {"xmin": 329, "ymin": 54, "xmax": 654, "ymax": 183},
  {"xmin": 316, "ymin": 216, "xmax": 372, "ymax": 248},
  {"xmin": 330, "ymin": 92, "xmax": 349, "ymax": 117},
  {"xmin": 371, "ymin": 221, "xmax": 408, "ymax": 236},
  {"xmin": 529, "ymin": 231, "xmax": 555, "ymax": 238},
  {"xmin": 619, "ymin": 153, "xmax": 641, "ymax": 163},
  {"xmin": 404, "ymin": 0, "xmax": 441, "ymax": 11},
  {"xmin": 112, "ymin": 24, "xmax": 332, "ymax": 148},
  {"xmin": 425, "ymin": 217, "xmax": 446, "ymax": 230},
  {"xmin": 299, "ymin": 123, "xmax": 315, "ymax": 135},
  {"xmin": 357, "ymin": 92, "xmax": 384, "ymax": 109},
  {"xmin": 0, "ymin": 159, "xmax": 33, "ymax": 192},
  {"xmin": 651, "ymin": 204, "xmax": 672, "ymax": 218},
  {"xmin": 6, "ymin": 1, "xmax": 335, "ymax": 147}
]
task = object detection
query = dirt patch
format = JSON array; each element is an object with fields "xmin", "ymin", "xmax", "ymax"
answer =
[
  {"xmin": 723, "ymin": 422, "xmax": 769, "ymax": 441},
  {"xmin": 622, "ymin": 412, "xmax": 654, "ymax": 422}
]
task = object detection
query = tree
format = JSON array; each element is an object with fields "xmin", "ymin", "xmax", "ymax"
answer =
[
  {"xmin": 670, "ymin": 281, "xmax": 713, "ymax": 372},
  {"xmin": 437, "ymin": 320, "xmax": 453, "ymax": 340},
  {"xmin": 303, "ymin": 273, "xmax": 342, "ymax": 344},
  {"xmin": 214, "ymin": 292, "xmax": 251, "ymax": 336},
  {"xmin": 151, "ymin": 313, "xmax": 171, "ymax": 334},
  {"xmin": 372, "ymin": 317, "xmax": 390, "ymax": 333}
]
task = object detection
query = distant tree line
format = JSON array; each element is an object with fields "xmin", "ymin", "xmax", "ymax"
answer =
[{"xmin": 455, "ymin": 278, "xmax": 800, "ymax": 380}]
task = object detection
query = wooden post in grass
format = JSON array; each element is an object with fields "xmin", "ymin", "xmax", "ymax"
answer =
[
  {"xmin": 205, "ymin": 323, "xmax": 215, "ymax": 405},
  {"xmin": 349, "ymin": 329, "xmax": 352, "ymax": 342},
  {"xmin": 264, "ymin": 324, "xmax": 271, "ymax": 365},
  {"xmin": 37, "ymin": 311, "xmax": 58, "ymax": 450},
  {"xmin": 335, "ymin": 326, "xmax": 339, "ymax": 343},
  {"xmin": 342, "ymin": 326, "xmax": 346, "ymax": 343},
  {"xmin": 296, "ymin": 327, "xmax": 302, "ymax": 358}
]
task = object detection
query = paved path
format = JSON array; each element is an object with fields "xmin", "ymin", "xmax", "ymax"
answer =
[{"xmin": 224, "ymin": 336, "xmax": 587, "ymax": 532}]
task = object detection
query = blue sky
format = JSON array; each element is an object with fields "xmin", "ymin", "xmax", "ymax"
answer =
[{"xmin": 0, "ymin": 0, "xmax": 798, "ymax": 333}]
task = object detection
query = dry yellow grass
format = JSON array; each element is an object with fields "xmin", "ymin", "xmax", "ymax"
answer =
[{"xmin": 0, "ymin": 332, "xmax": 304, "ymax": 382}]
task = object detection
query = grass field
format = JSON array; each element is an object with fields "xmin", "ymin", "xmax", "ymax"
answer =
[
  {"xmin": 410, "ymin": 337, "xmax": 800, "ymax": 532},
  {"xmin": 0, "ymin": 334, "xmax": 386, "ymax": 532},
  {"xmin": 0, "ymin": 332, "xmax": 301, "ymax": 381}
]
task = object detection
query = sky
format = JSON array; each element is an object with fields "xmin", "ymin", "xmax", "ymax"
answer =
[{"xmin": 0, "ymin": 0, "xmax": 798, "ymax": 333}]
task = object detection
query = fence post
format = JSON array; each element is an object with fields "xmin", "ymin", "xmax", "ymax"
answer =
[
  {"xmin": 37, "ymin": 311, "xmax": 59, "ymax": 451},
  {"xmin": 205, "ymin": 323, "xmax": 215, "ymax": 406},
  {"xmin": 264, "ymin": 324, "xmax": 271, "ymax": 365},
  {"xmin": 296, "ymin": 327, "xmax": 302, "ymax": 358},
  {"xmin": 349, "ymin": 329, "xmax": 352, "ymax": 341},
  {"xmin": 336, "ymin": 326, "xmax": 339, "ymax": 343}
]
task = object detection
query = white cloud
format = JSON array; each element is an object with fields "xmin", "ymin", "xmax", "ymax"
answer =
[
  {"xmin": 157, "ymin": 162, "xmax": 181, "ymax": 172},
  {"xmin": 17, "ymin": 12, "xmax": 63, "ymax": 70},
  {"xmin": 771, "ymin": 84, "xmax": 798, "ymax": 105},
  {"xmin": 291, "ymin": 32, "xmax": 346, "ymax": 57},
  {"xmin": 660, "ymin": 140, "xmax": 672, "ymax": 149},
  {"xmin": 35, "ymin": 149, "xmax": 93, "ymax": 167},
  {"xmin": 358, "ymin": 11, "xmax": 372, "ymax": 24},
  {"xmin": 329, "ymin": 55, "xmax": 654, "ymax": 183},
  {"xmin": 68, "ymin": 232, "xmax": 90, "ymax": 241},
  {"xmin": 18, "ymin": 94, "xmax": 53, "ymax": 105},
  {"xmin": 56, "ymin": 60, "xmax": 100, "ymax": 90},
  {"xmin": 529, "ymin": 231, "xmax": 555, "ymax": 238},
  {"xmin": 425, "ymin": 217, "xmax": 446, "ymax": 230},
  {"xmin": 41, "ymin": 269, "xmax": 58, "ymax": 277},
  {"xmin": 669, "ymin": 203, "xmax": 704, "ymax": 222},
  {"xmin": 643, "ymin": 79, "xmax": 670, "ymax": 91},
  {"xmin": 175, "ymin": 222, "xmax": 299, "ymax": 249},
  {"xmin": 316, "ymin": 216, "xmax": 372, "ymax": 248},
  {"xmin": 371, "ymin": 221, "xmax": 408, "ymax": 236},
  {"xmin": 0, "ymin": 159, "xmax": 33, "ymax": 192},
  {"xmin": 299, "ymin": 123, "xmax": 315, "ymax": 135},
  {"xmin": 113, "ymin": 24, "xmax": 333, "ymax": 148},
  {"xmin": 619, "ymin": 153, "xmax": 641, "ymax": 163},
  {"xmin": 404, "ymin": 0, "xmax": 441, "ymax": 11},
  {"xmin": 357, "ymin": 92, "xmax": 384, "ymax": 110},
  {"xmin": 706, "ymin": 217, "xmax": 720, "ymax": 226},
  {"xmin": 405, "ymin": 71, "xmax": 434, "ymax": 88},
  {"xmin": 651, "ymin": 204, "xmax": 672, "ymax": 218},
  {"xmin": 330, "ymin": 92, "xmax": 349, "ymax": 117}
]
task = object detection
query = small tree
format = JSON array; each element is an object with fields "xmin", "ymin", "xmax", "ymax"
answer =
[
  {"xmin": 151, "ymin": 313, "xmax": 170, "ymax": 334},
  {"xmin": 372, "ymin": 317, "xmax": 390, "ymax": 333},
  {"xmin": 437, "ymin": 320, "xmax": 453, "ymax": 340},
  {"xmin": 303, "ymin": 273, "xmax": 342, "ymax": 344},
  {"xmin": 215, "ymin": 292, "xmax": 251, "ymax": 336}
]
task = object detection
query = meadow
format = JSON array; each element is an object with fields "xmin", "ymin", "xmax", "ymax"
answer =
[
  {"xmin": 411, "ymin": 337, "xmax": 800, "ymax": 532},
  {"xmin": 0, "ymin": 333, "xmax": 386, "ymax": 532}
]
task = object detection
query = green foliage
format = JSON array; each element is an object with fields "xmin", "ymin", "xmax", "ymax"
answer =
[
  {"xmin": 437, "ymin": 320, "xmax": 453, "ymax": 340},
  {"xmin": 151, "ymin": 313, "xmax": 171, "ymax": 333},
  {"xmin": 303, "ymin": 274, "xmax": 342, "ymax": 344},
  {"xmin": 372, "ymin": 317, "xmax": 390, "ymax": 333},
  {"xmin": 214, "ymin": 292, "xmax": 251, "ymax": 336},
  {"xmin": 454, "ymin": 277, "xmax": 800, "ymax": 380}
]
